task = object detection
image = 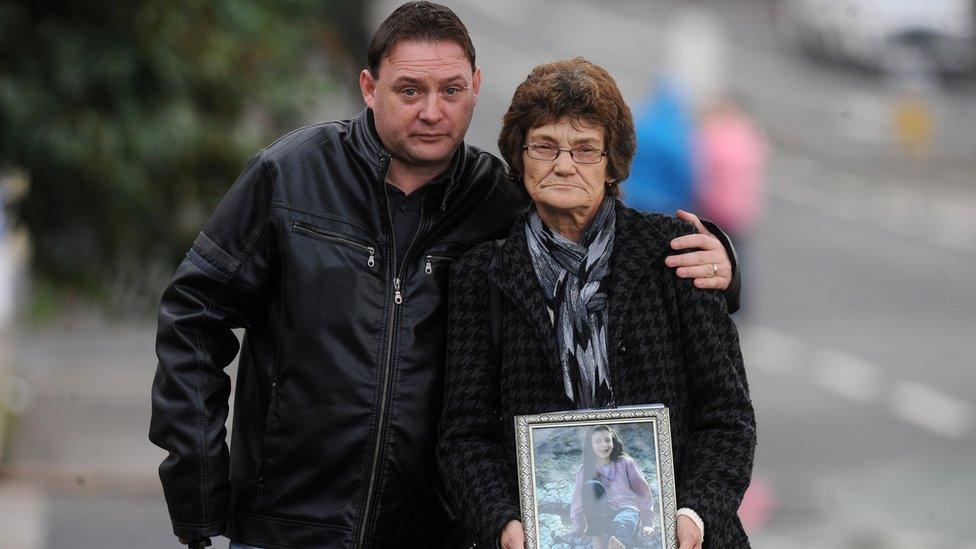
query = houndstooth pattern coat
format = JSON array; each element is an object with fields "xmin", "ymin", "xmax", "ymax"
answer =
[{"xmin": 437, "ymin": 202, "xmax": 756, "ymax": 548}]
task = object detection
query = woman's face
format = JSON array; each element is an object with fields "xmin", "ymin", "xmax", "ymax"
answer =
[
  {"xmin": 522, "ymin": 117, "xmax": 610, "ymax": 217},
  {"xmin": 590, "ymin": 430, "xmax": 614, "ymax": 461}
]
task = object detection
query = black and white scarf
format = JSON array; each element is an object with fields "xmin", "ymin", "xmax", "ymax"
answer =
[{"xmin": 525, "ymin": 197, "xmax": 616, "ymax": 409}]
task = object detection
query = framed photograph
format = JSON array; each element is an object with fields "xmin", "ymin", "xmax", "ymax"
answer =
[{"xmin": 514, "ymin": 405, "xmax": 677, "ymax": 549}]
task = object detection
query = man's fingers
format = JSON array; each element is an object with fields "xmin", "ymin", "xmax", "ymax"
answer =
[
  {"xmin": 670, "ymin": 233, "xmax": 719, "ymax": 252},
  {"xmin": 693, "ymin": 275, "xmax": 729, "ymax": 290},
  {"xmin": 675, "ymin": 209, "xmax": 712, "ymax": 236},
  {"xmin": 666, "ymin": 250, "xmax": 716, "ymax": 268},
  {"xmin": 676, "ymin": 264, "xmax": 726, "ymax": 280}
]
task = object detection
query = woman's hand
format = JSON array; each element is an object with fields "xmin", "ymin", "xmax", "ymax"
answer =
[
  {"xmin": 500, "ymin": 520, "xmax": 525, "ymax": 549},
  {"xmin": 677, "ymin": 514, "xmax": 703, "ymax": 549},
  {"xmin": 665, "ymin": 210, "xmax": 732, "ymax": 291}
]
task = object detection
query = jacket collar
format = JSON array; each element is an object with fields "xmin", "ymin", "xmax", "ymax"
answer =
[
  {"xmin": 488, "ymin": 211, "xmax": 561, "ymax": 374},
  {"xmin": 488, "ymin": 202, "xmax": 674, "ymax": 373},
  {"xmin": 348, "ymin": 108, "xmax": 470, "ymax": 212},
  {"xmin": 347, "ymin": 108, "xmax": 387, "ymax": 171},
  {"xmin": 604, "ymin": 204, "xmax": 673, "ymax": 312}
]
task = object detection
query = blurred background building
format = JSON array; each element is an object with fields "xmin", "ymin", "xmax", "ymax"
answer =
[{"xmin": 1, "ymin": 0, "xmax": 974, "ymax": 547}]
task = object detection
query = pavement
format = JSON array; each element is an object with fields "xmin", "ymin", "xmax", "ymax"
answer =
[{"xmin": 0, "ymin": 316, "xmax": 202, "ymax": 549}]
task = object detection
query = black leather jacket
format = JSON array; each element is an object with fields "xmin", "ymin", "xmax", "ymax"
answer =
[{"xmin": 150, "ymin": 109, "xmax": 523, "ymax": 547}]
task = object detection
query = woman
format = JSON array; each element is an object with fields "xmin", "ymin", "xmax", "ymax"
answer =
[
  {"xmin": 571, "ymin": 425, "xmax": 656, "ymax": 549},
  {"xmin": 438, "ymin": 58, "xmax": 755, "ymax": 549}
]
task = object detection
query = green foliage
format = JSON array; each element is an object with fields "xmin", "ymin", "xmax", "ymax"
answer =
[{"xmin": 0, "ymin": 0, "xmax": 365, "ymax": 306}]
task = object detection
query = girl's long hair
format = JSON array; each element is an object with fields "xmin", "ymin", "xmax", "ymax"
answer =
[{"xmin": 581, "ymin": 424, "xmax": 628, "ymax": 477}]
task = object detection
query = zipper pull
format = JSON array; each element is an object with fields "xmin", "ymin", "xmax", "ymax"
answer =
[
  {"xmin": 367, "ymin": 247, "xmax": 376, "ymax": 268},
  {"xmin": 424, "ymin": 256, "xmax": 433, "ymax": 275},
  {"xmin": 393, "ymin": 277, "xmax": 403, "ymax": 305}
]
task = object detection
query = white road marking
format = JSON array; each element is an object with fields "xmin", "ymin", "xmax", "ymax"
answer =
[
  {"xmin": 889, "ymin": 380, "xmax": 973, "ymax": 439},
  {"xmin": 812, "ymin": 348, "xmax": 883, "ymax": 404},
  {"xmin": 770, "ymin": 150, "xmax": 976, "ymax": 255},
  {"xmin": 739, "ymin": 324, "xmax": 801, "ymax": 375},
  {"xmin": 741, "ymin": 324, "xmax": 972, "ymax": 439}
]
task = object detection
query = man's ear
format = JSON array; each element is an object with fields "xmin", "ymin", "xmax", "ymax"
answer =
[
  {"xmin": 471, "ymin": 66, "xmax": 482, "ymax": 101},
  {"xmin": 360, "ymin": 69, "xmax": 376, "ymax": 109}
]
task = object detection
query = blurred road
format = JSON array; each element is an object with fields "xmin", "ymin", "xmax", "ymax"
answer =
[{"xmin": 2, "ymin": 0, "xmax": 975, "ymax": 547}]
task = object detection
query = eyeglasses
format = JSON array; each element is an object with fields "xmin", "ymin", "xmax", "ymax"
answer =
[{"xmin": 522, "ymin": 143, "xmax": 607, "ymax": 164}]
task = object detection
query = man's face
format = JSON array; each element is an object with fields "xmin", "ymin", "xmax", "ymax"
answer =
[{"xmin": 360, "ymin": 40, "xmax": 481, "ymax": 169}]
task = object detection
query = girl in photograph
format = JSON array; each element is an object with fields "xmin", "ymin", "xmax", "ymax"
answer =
[{"xmin": 570, "ymin": 425, "xmax": 656, "ymax": 549}]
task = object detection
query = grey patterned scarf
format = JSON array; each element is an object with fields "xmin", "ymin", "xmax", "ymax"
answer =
[{"xmin": 525, "ymin": 197, "xmax": 616, "ymax": 409}]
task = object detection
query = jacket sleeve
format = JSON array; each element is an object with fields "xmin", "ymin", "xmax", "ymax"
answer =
[
  {"xmin": 149, "ymin": 152, "xmax": 276, "ymax": 540},
  {"xmin": 437, "ymin": 254, "xmax": 521, "ymax": 548},
  {"xmin": 625, "ymin": 457, "xmax": 656, "ymax": 527},
  {"xmin": 700, "ymin": 218, "xmax": 741, "ymax": 315},
  {"xmin": 673, "ymin": 274, "xmax": 756, "ymax": 539}
]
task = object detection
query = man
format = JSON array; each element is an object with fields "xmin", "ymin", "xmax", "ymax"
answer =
[{"xmin": 149, "ymin": 3, "xmax": 739, "ymax": 548}]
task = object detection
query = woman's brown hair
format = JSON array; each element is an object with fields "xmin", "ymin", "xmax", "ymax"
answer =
[{"xmin": 497, "ymin": 58, "xmax": 636, "ymax": 198}]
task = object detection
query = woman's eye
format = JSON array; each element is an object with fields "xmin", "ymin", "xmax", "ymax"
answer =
[{"xmin": 535, "ymin": 145, "xmax": 555, "ymax": 152}]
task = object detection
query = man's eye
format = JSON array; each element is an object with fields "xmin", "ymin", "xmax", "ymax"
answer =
[
  {"xmin": 401, "ymin": 88, "xmax": 418, "ymax": 97},
  {"xmin": 443, "ymin": 86, "xmax": 461, "ymax": 96}
]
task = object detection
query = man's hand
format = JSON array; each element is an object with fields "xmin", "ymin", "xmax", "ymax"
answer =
[
  {"xmin": 500, "ymin": 519, "xmax": 525, "ymax": 549},
  {"xmin": 665, "ymin": 210, "xmax": 731, "ymax": 291},
  {"xmin": 677, "ymin": 514, "xmax": 703, "ymax": 549}
]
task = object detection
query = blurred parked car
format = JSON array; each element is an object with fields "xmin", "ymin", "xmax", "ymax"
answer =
[{"xmin": 775, "ymin": 0, "xmax": 976, "ymax": 75}]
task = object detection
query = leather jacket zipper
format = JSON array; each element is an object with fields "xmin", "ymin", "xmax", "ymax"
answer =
[
  {"xmin": 291, "ymin": 222, "xmax": 376, "ymax": 268},
  {"xmin": 424, "ymin": 254, "xmax": 456, "ymax": 274},
  {"xmin": 358, "ymin": 157, "xmax": 431, "ymax": 547},
  {"xmin": 253, "ymin": 375, "xmax": 279, "ymax": 510}
]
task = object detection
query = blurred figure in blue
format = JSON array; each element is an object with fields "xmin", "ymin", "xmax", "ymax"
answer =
[
  {"xmin": 624, "ymin": 79, "xmax": 696, "ymax": 215},
  {"xmin": 626, "ymin": 4, "xmax": 727, "ymax": 216}
]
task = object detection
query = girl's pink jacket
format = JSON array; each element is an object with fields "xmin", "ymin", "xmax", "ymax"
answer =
[{"xmin": 570, "ymin": 455, "xmax": 656, "ymax": 533}]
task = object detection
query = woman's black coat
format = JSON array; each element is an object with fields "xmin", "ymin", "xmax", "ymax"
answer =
[{"xmin": 437, "ymin": 203, "xmax": 756, "ymax": 548}]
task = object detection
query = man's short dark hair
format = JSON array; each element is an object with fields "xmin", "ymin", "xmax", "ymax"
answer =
[{"xmin": 366, "ymin": 1, "xmax": 476, "ymax": 77}]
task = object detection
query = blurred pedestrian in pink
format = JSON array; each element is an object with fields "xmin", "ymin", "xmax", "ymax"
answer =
[{"xmin": 694, "ymin": 101, "xmax": 767, "ymax": 241}]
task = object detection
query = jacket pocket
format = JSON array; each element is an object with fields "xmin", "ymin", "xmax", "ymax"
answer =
[
  {"xmin": 423, "ymin": 253, "xmax": 457, "ymax": 275},
  {"xmin": 291, "ymin": 221, "xmax": 377, "ymax": 268}
]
